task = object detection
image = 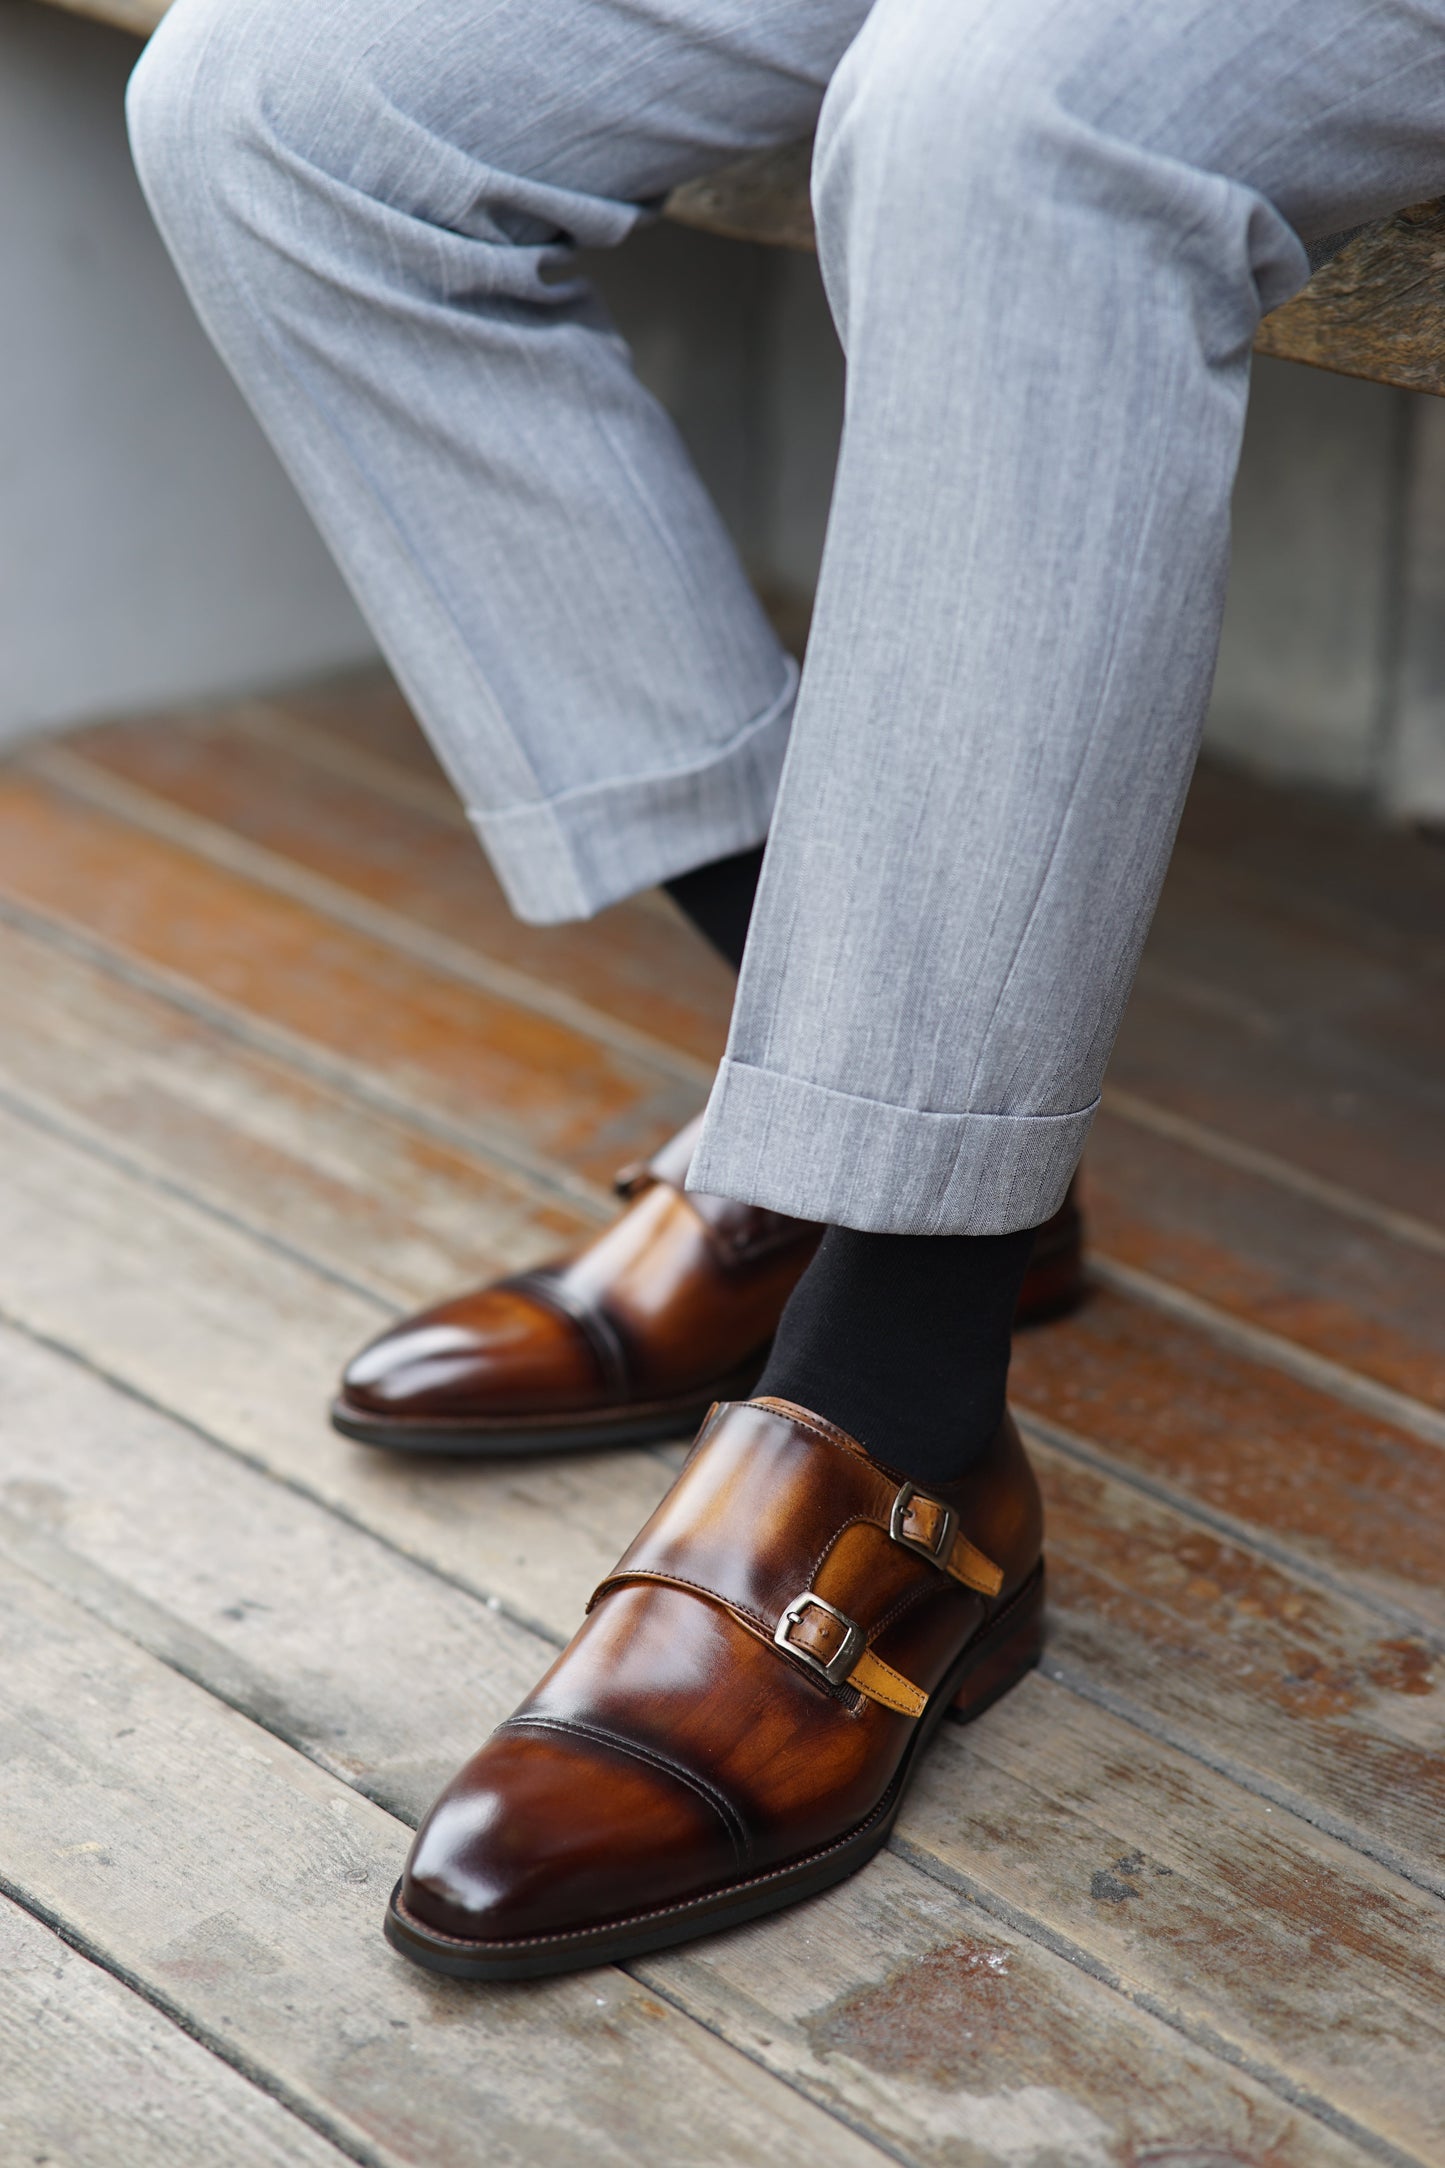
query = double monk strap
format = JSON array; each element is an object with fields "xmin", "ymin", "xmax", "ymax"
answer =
[
  {"xmin": 385, "ymin": 1394, "xmax": 1046, "ymax": 1980},
  {"xmin": 590, "ymin": 1396, "xmax": 1007, "ymax": 1722}
]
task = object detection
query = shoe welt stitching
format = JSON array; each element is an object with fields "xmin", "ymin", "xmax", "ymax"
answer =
[
  {"xmin": 392, "ymin": 1781, "xmax": 899, "ymax": 1953},
  {"xmin": 395, "ymin": 1565, "xmax": 1044, "ymax": 1957}
]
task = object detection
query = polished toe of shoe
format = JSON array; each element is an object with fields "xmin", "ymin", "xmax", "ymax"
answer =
[
  {"xmin": 385, "ymin": 1396, "xmax": 1045, "ymax": 1980},
  {"xmin": 399, "ymin": 1716, "xmax": 743, "ymax": 1949},
  {"xmin": 333, "ymin": 1112, "xmax": 1087, "ymax": 1459},
  {"xmin": 338, "ymin": 1286, "xmax": 603, "ymax": 1425},
  {"xmin": 332, "ymin": 1114, "xmax": 820, "ymax": 1456}
]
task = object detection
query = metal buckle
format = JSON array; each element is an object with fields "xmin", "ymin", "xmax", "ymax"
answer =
[
  {"xmin": 774, "ymin": 1591, "xmax": 866, "ymax": 1689},
  {"xmin": 889, "ymin": 1483, "xmax": 957, "ymax": 1568}
]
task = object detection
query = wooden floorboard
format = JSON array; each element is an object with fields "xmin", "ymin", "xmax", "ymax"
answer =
[
  {"xmin": 2, "ymin": 1054, "xmax": 1443, "ymax": 1961},
  {"xmin": 29, "ymin": 703, "xmax": 1445, "ymax": 1342},
  {"xmin": 1113, "ymin": 961, "xmax": 1445, "ymax": 1236},
  {"xmin": 3, "ymin": 676, "xmax": 1444, "ymax": 2164},
  {"xmin": 1085, "ymin": 1103, "xmax": 1445, "ymax": 1407},
  {"xmin": 0, "ymin": 1894, "xmax": 350, "ymax": 2168},
  {"xmin": 3, "ymin": 1086, "xmax": 1442, "ymax": 1893},
  {"xmin": 0, "ymin": 905, "xmax": 589, "ymax": 1308},
  {"xmin": 5, "ymin": 921, "xmax": 1441, "ymax": 1664},
  {"xmin": 52, "ymin": 708, "xmax": 736, "ymax": 1071},
  {"xmin": 0, "ymin": 888, "xmax": 1441, "ymax": 1881},
  {"xmin": 1176, "ymin": 762, "xmax": 1445, "ymax": 978},
  {"xmin": 1033, "ymin": 1437, "xmax": 1443, "ymax": 1890},
  {"xmin": 1011, "ymin": 1286, "xmax": 1445, "ymax": 1630},
  {"xmin": 0, "ymin": 1557, "xmax": 1372, "ymax": 2168},
  {"xmin": 0, "ymin": 766, "xmax": 699, "ymax": 1190},
  {"xmin": 3, "ymin": 1319, "xmax": 1436, "ymax": 2164},
  {"xmin": 0, "ymin": 1554, "xmax": 887, "ymax": 2168}
]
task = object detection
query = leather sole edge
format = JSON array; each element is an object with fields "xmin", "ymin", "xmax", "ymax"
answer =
[{"xmin": 329, "ymin": 1391, "xmax": 732, "ymax": 1458}]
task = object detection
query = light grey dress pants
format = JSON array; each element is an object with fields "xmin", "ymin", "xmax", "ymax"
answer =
[{"xmin": 127, "ymin": 0, "xmax": 1445, "ymax": 1235}]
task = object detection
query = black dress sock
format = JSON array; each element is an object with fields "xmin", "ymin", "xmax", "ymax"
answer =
[
  {"xmin": 754, "ymin": 1223, "xmax": 1037, "ymax": 1486},
  {"xmin": 665, "ymin": 844, "xmax": 765, "ymax": 972},
  {"xmin": 667, "ymin": 841, "xmax": 1028, "ymax": 1484}
]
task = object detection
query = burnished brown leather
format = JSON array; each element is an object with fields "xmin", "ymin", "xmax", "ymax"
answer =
[
  {"xmin": 333, "ymin": 1113, "xmax": 1085, "ymax": 1456},
  {"xmin": 385, "ymin": 1396, "xmax": 1045, "ymax": 1978}
]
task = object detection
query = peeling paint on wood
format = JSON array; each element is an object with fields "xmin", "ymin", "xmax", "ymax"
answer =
[
  {"xmin": 61, "ymin": 703, "xmax": 736, "ymax": 1070},
  {"xmin": 0, "ymin": 766, "xmax": 698, "ymax": 1185},
  {"xmin": 1011, "ymin": 1284, "xmax": 1445, "ymax": 1630}
]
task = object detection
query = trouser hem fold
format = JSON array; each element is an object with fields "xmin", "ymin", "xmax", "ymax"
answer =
[
  {"xmin": 688, "ymin": 1059, "xmax": 1097, "ymax": 1235},
  {"xmin": 469, "ymin": 663, "xmax": 798, "ymax": 923}
]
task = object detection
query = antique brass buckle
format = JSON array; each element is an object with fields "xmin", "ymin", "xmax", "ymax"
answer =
[
  {"xmin": 774, "ymin": 1591, "xmax": 866, "ymax": 1689},
  {"xmin": 889, "ymin": 1483, "xmax": 958, "ymax": 1568}
]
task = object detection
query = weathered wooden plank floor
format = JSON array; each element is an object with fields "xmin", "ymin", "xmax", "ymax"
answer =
[{"xmin": 1, "ymin": 673, "xmax": 1442, "ymax": 2168}]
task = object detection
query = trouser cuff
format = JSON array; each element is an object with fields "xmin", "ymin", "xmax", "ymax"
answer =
[
  {"xmin": 469, "ymin": 665, "xmax": 797, "ymax": 923},
  {"xmin": 687, "ymin": 1059, "xmax": 1097, "ymax": 1235}
]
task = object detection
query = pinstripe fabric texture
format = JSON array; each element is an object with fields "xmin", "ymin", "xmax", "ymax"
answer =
[{"xmin": 128, "ymin": 0, "xmax": 1445, "ymax": 1231}]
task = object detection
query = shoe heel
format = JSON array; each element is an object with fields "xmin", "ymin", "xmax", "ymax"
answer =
[
  {"xmin": 1014, "ymin": 1206, "xmax": 1085, "ymax": 1327},
  {"xmin": 948, "ymin": 1564, "xmax": 1045, "ymax": 1725}
]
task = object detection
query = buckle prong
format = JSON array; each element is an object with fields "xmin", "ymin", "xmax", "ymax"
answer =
[
  {"xmin": 890, "ymin": 1483, "xmax": 958, "ymax": 1568},
  {"xmin": 774, "ymin": 1590, "xmax": 866, "ymax": 1689}
]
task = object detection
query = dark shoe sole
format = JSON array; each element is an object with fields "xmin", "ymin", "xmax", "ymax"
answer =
[
  {"xmin": 382, "ymin": 1561, "xmax": 1045, "ymax": 1982},
  {"xmin": 329, "ymin": 1370, "xmax": 757, "ymax": 1459},
  {"xmin": 334, "ymin": 1225, "xmax": 1086, "ymax": 1458}
]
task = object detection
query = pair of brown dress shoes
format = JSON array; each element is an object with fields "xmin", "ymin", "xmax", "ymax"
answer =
[{"xmin": 332, "ymin": 1116, "xmax": 1081, "ymax": 1980}]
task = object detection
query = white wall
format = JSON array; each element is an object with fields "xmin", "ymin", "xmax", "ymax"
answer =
[
  {"xmin": 1386, "ymin": 395, "xmax": 1445, "ymax": 823},
  {"xmin": 0, "ymin": 0, "xmax": 376, "ymax": 746},
  {"xmin": 1207, "ymin": 359, "xmax": 1406, "ymax": 793}
]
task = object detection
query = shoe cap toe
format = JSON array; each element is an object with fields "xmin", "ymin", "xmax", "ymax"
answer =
[{"xmin": 401, "ymin": 1722, "xmax": 743, "ymax": 1945}]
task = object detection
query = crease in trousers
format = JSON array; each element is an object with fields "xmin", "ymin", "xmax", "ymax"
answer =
[{"xmin": 126, "ymin": 0, "xmax": 1445, "ymax": 1234}]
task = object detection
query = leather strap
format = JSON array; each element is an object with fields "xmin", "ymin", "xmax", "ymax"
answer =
[
  {"xmin": 614, "ymin": 1117, "xmax": 819, "ymax": 1267},
  {"xmin": 589, "ymin": 1399, "xmax": 1005, "ymax": 1720},
  {"xmin": 889, "ymin": 1484, "xmax": 1004, "ymax": 1597},
  {"xmin": 613, "ymin": 1115, "xmax": 702, "ymax": 1199},
  {"xmin": 850, "ymin": 1650, "xmax": 928, "ymax": 1718},
  {"xmin": 604, "ymin": 1566, "xmax": 929, "ymax": 1716},
  {"xmin": 769, "ymin": 1587, "xmax": 928, "ymax": 1715},
  {"xmin": 752, "ymin": 1400, "xmax": 1003, "ymax": 1595},
  {"xmin": 770, "ymin": 1587, "xmax": 924, "ymax": 1713}
]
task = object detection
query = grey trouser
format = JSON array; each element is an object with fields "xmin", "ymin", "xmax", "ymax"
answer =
[{"xmin": 127, "ymin": 0, "xmax": 1445, "ymax": 1234}]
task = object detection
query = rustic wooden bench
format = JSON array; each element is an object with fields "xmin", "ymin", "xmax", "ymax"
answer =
[
  {"xmin": 669, "ymin": 146, "xmax": 1445, "ymax": 399},
  {"xmin": 50, "ymin": 0, "xmax": 1445, "ymax": 395}
]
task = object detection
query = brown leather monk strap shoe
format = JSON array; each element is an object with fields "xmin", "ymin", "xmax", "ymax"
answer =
[
  {"xmin": 332, "ymin": 1115, "xmax": 1084, "ymax": 1456},
  {"xmin": 384, "ymin": 1395, "xmax": 1045, "ymax": 1979}
]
